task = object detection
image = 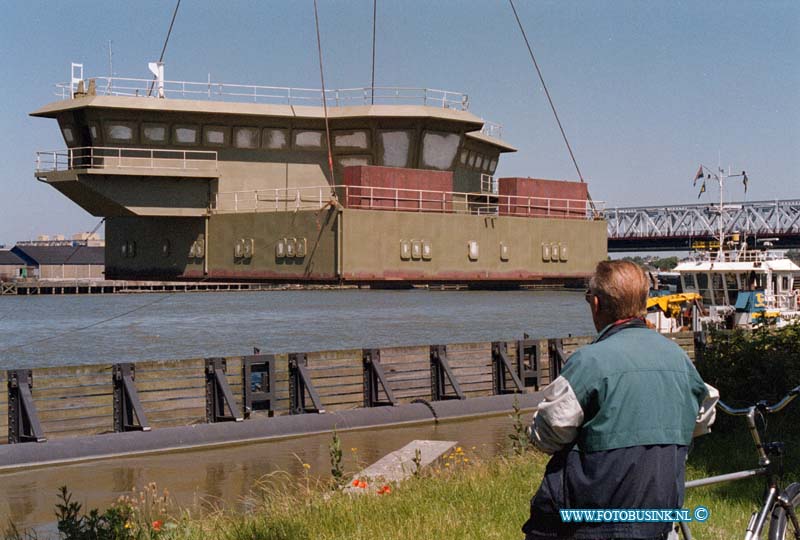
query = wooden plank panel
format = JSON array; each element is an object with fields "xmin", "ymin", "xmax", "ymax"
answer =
[
  {"xmin": 41, "ymin": 415, "xmax": 112, "ymax": 434},
  {"xmin": 133, "ymin": 370, "xmax": 205, "ymax": 383},
  {"xmin": 32, "ymin": 364, "xmax": 114, "ymax": 378},
  {"xmin": 0, "ymin": 370, "xmax": 8, "ymax": 442},
  {"xmin": 320, "ymin": 392, "xmax": 363, "ymax": 407},
  {"xmin": 139, "ymin": 387, "xmax": 205, "ymax": 402},
  {"xmin": 30, "ymin": 386, "xmax": 112, "ymax": 400},
  {"xmin": 136, "ymin": 357, "xmax": 205, "ymax": 371},
  {"xmin": 142, "ymin": 398, "xmax": 206, "ymax": 413},
  {"xmin": 31, "ymin": 372, "xmax": 111, "ymax": 390},
  {"xmin": 34, "ymin": 394, "xmax": 112, "ymax": 411},
  {"xmin": 306, "ymin": 350, "xmax": 361, "ymax": 369},
  {"xmin": 39, "ymin": 404, "xmax": 112, "ymax": 421},
  {"xmin": 44, "ymin": 425, "xmax": 117, "ymax": 440},
  {"xmin": 135, "ymin": 378, "xmax": 205, "ymax": 392},
  {"xmin": 146, "ymin": 407, "xmax": 205, "ymax": 424}
]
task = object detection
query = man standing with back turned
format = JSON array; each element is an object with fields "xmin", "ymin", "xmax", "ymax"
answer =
[{"xmin": 522, "ymin": 260, "xmax": 718, "ymax": 540}]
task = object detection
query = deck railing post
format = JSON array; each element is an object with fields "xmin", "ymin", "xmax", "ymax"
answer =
[
  {"xmin": 288, "ymin": 352, "xmax": 325, "ymax": 414},
  {"xmin": 491, "ymin": 341, "xmax": 524, "ymax": 395},
  {"xmin": 429, "ymin": 345, "xmax": 465, "ymax": 401},
  {"xmin": 547, "ymin": 338, "xmax": 567, "ymax": 381}
]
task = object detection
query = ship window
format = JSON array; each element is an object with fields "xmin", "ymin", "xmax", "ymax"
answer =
[
  {"xmin": 61, "ymin": 126, "xmax": 75, "ymax": 144},
  {"xmin": 696, "ymin": 273, "xmax": 712, "ymax": 304},
  {"xmin": 379, "ymin": 130, "xmax": 411, "ymax": 167},
  {"xmin": 725, "ymin": 273, "xmax": 738, "ymax": 304},
  {"xmin": 174, "ymin": 126, "xmax": 198, "ymax": 144},
  {"xmin": 710, "ymin": 273, "xmax": 726, "ymax": 305},
  {"xmin": 294, "ymin": 130, "xmax": 325, "ymax": 149},
  {"xmin": 204, "ymin": 126, "xmax": 229, "ymax": 146},
  {"xmin": 468, "ymin": 152, "xmax": 477, "ymax": 167},
  {"xmin": 421, "ymin": 131, "xmax": 459, "ymax": 170},
  {"xmin": 474, "ymin": 155, "xmax": 484, "ymax": 170},
  {"xmin": 88, "ymin": 124, "xmax": 100, "ymax": 142},
  {"xmin": 337, "ymin": 155, "xmax": 372, "ymax": 168},
  {"xmin": 142, "ymin": 124, "xmax": 167, "ymax": 143},
  {"xmin": 263, "ymin": 128, "xmax": 288, "ymax": 150},
  {"xmin": 781, "ymin": 276, "xmax": 790, "ymax": 292},
  {"xmin": 106, "ymin": 122, "xmax": 135, "ymax": 142},
  {"xmin": 333, "ymin": 130, "xmax": 369, "ymax": 150},
  {"xmin": 489, "ymin": 158, "xmax": 497, "ymax": 173},
  {"xmin": 234, "ymin": 127, "xmax": 259, "ymax": 149},
  {"xmin": 459, "ymin": 149, "xmax": 468, "ymax": 165}
]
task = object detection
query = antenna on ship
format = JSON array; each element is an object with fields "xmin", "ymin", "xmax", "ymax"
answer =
[
  {"xmin": 147, "ymin": 0, "xmax": 182, "ymax": 97},
  {"xmin": 693, "ymin": 164, "xmax": 749, "ymax": 256},
  {"xmin": 371, "ymin": 0, "xmax": 377, "ymax": 105}
]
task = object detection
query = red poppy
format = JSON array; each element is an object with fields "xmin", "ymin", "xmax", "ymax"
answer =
[{"xmin": 152, "ymin": 520, "xmax": 163, "ymax": 531}]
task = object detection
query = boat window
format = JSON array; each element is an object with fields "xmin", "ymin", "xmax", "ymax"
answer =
[
  {"xmin": 88, "ymin": 124, "xmax": 100, "ymax": 143},
  {"xmin": 234, "ymin": 127, "xmax": 259, "ymax": 149},
  {"xmin": 710, "ymin": 273, "xmax": 726, "ymax": 305},
  {"xmin": 294, "ymin": 130, "xmax": 325, "ymax": 149},
  {"xmin": 142, "ymin": 124, "xmax": 167, "ymax": 143},
  {"xmin": 489, "ymin": 159, "xmax": 498, "ymax": 173},
  {"xmin": 263, "ymin": 128, "xmax": 288, "ymax": 150},
  {"xmin": 725, "ymin": 273, "xmax": 738, "ymax": 304},
  {"xmin": 174, "ymin": 126, "xmax": 198, "ymax": 144},
  {"xmin": 474, "ymin": 155, "xmax": 484, "ymax": 170},
  {"xmin": 681, "ymin": 274, "xmax": 696, "ymax": 293},
  {"xmin": 379, "ymin": 130, "xmax": 411, "ymax": 167},
  {"xmin": 696, "ymin": 273, "xmax": 712, "ymax": 304},
  {"xmin": 459, "ymin": 149, "xmax": 468, "ymax": 165},
  {"xmin": 106, "ymin": 122, "xmax": 135, "ymax": 142},
  {"xmin": 781, "ymin": 276, "xmax": 790, "ymax": 292},
  {"xmin": 60, "ymin": 126, "xmax": 75, "ymax": 145},
  {"xmin": 204, "ymin": 126, "xmax": 229, "ymax": 146},
  {"xmin": 337, "ymin": 155, "xmax": 371, "ymax": 168},
  {"xmin": 333, "ymin": 130, "xmax": 369, "ymax": 150},
  {"xmin": 421, "ymin": 131, "xmax": 459, "ymax": 170}
]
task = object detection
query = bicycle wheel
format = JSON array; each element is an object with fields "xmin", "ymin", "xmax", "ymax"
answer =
[{"xmin": 768, "ymin": 482, "xmax": 800, "ymax": 540}]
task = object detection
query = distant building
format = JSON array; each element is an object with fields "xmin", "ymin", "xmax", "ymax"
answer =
[
  {"xmin": 11, "ymin": 245, "xmax": 104, "ymax": 280},
  {"xmin": 0, "ymin": 250, "xmax": 31, "ymax": 280}
]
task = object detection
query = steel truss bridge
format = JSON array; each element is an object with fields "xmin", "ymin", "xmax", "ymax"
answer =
[{"xmin": 606, "ymin": 199, "xmax": 800, "ymax": 252}]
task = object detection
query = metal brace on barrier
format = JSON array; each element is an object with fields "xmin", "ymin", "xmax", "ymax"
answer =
[
  {"xmin": 491, "ymin": 342, "xmax": 524, "ymax": 395},
  {"xmin": 288, "ymin": 352, "xmax": 325, "ymax": 414},
  {"xmin": 7, "ymin": 370, "xmax": 46, "ymax": 443},
  {"xmin": 362, "ymin": 349, "xmax": 397, "ymax": 407},
  {"xmin": 242, "ymin": 354, "xmax": 276, "ymax": 418},
  {"xmin": 205, "ymin": 358, "xmax": 243, "ymax": 423},
  {"xmin": 548, "ymin": 338, "xmax": 567, "ymax": 381},
  {"xmin": 429, "ymin": 345, "xmax": 465, "ymax": 401},
  {"xmin": 113, "ymin": 363, "xmax": 150, "ymax": 432},
  {"xmin": 516, "ymin": 339, "xmax": 539, "ymax": 389}
]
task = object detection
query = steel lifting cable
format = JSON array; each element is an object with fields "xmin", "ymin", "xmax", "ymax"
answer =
[
  {"xmin": 313, "ymin": 0, "xmax": 337, "ymax": 194},
  {"xmin": 507, "ymin": 0, "xmax": 598, "ymax": 214},
  {"xmin": 147, "ymin": 0, "xmax": 182, "ymax": 97},
  {"xmin": 371, "ymin": 0, "xmax": 377, "ymax": 105}
]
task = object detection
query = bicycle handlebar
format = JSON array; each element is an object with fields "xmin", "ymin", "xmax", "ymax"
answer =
[{"xmin": 717, "ymin": 384, "xmax": 800, "ymax": 416}]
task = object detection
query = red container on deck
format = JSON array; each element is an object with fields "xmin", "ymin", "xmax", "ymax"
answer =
[
  {"xmin": 497, "ymin": 177, "xmax": 588, "ymax": 218},
  {"xmin": 343, "ymin": 166, "xmax": 453, "ymax": 212}
]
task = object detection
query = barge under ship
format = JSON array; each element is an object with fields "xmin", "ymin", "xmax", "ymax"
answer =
[{"xmin": 32, "ymin": 65, "xmax": 607, "ymax": 286}]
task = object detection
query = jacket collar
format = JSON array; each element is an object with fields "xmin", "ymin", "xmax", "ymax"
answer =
[{"xmin": 593, "ymin": 317, "xmax": 648, "ymax": 343}]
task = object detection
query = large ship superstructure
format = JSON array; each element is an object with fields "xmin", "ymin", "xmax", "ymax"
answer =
[{"xmin": 32, "ymin": 65, "xmax": 607, "ymax": 285}]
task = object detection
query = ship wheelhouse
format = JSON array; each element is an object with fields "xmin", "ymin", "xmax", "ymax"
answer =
[{"xmin": 31, "ymin": 66, "xmax": 607, "ymax": 284}]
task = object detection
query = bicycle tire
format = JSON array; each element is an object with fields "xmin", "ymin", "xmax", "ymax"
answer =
[{"xmin": 768, "ymin": 482, "xmax": 800, "ymax": 540}]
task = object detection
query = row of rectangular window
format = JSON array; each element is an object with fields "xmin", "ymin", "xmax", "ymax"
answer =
[
  {"xmin": 60, "ymin": 124, "xmax": 470, "ymax": 171},
  {"xmin": 459, "ymin": 148, "xmax": 497, "ymax": 174}
]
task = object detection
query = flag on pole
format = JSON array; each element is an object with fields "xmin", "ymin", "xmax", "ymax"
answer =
[
  {"xmin": 693, "ymin": 165, "xmax": 704, "ymax": 186},
  {"xmin": 698, "ymin": 181, "xmax": 706, "ymax": 199},
  {"xmin": 742, "ymin": 171, "xmax": 748, "ymax": 193}
]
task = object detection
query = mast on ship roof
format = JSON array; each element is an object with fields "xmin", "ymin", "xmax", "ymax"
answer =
[{"xmin": 694, "ymin": 164, "xmax": 749, "ymax": 256}]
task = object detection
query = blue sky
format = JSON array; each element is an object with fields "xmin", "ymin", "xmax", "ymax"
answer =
[{"xmin": 1, "ymin": 1, "xmax": 798, "ymax": 246}]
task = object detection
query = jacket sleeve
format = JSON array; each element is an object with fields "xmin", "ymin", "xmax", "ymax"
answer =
[
  {"xmin": 528, "ymin": 375, "xmax": 585, "ymax": 454},
  {"xmin": 693, "ymin": 383, "xmax": 719, "ymax": 437}
]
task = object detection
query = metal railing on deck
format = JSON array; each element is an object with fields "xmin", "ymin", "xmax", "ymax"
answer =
[
  {"xmin": 212, "ymin": 184, "xmax": 605, "ymax": 220},
  {"xmin": 35, "ymin": 146, "xmax": 218, "ymax": 174},
  {"xmin": 57, "ymin": 76, "xmax": 470, "ymax": 110}
]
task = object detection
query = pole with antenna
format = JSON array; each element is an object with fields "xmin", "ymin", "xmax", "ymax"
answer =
[
  {"xmin": 371, "ymin": 0, "xmax": 377, "ymax": 105},
  {"xmin": 313, "ymin": 0, "xmax": 337, "ymax": 191}
]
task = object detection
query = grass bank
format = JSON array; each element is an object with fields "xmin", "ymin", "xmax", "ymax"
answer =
[{"xmin": 25, "ymin": 414, "xmax": 794, "ymax": 540}]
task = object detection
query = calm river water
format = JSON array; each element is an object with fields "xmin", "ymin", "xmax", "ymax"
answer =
[
  {"xmin": 0, "ymin": 289, "xmax": 594, "ymax": 369},
  {"xmin": 0, "ymin": 289, "xmax": 595, "ymax": 532}
]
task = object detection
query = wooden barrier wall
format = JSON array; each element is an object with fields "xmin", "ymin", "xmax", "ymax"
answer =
[{"xmin": 1, "ymin": 332, "xmax": 697, "ymax": 445}]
